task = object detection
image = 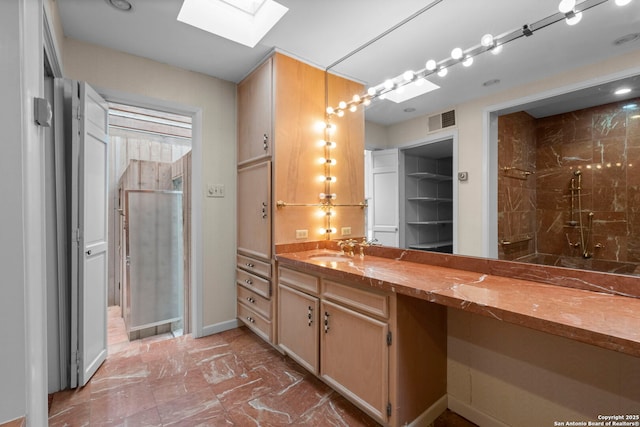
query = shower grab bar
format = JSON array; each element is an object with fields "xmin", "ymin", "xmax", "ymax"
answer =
[
  {"xmin": 499, "ymin": 234, "xmax": 532, "ymax": 246},
  {"xmin": 501, "ymin": 166, "xmax": 534, "ymax": 180}
]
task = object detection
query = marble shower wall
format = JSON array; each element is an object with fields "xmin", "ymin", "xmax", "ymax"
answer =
[
  {"xmin": 498, "ymin": 98, "xmax": 640, "ymax": 263},
  {"xmin": 498, "ymin": 112, "xmax": 537, "ymax": 260}
]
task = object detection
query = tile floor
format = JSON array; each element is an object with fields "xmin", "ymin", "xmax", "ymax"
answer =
[{"xmin": 48, "ymin": 307, "xmax": 476, "ymax": 426}]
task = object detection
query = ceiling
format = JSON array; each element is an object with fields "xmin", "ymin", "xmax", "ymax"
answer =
[{"xmin": 56, "ymin": 0, "xmax": 640, "ymax": 125}]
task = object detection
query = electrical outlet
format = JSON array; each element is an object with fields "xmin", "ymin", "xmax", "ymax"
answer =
[
  {"xmin": 341, "ymin": 227, "xmax": 351, "ymax": 236},
  {"xmin": 296, "ymin": 229, "xmax": 308, "ymax": 239}
]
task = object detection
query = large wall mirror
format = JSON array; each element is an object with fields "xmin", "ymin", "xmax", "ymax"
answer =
[{"xmin": 325, "ymin": 0, "xmax": 640, "ymax": 277}]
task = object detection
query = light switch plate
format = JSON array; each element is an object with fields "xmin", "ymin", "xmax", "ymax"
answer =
[
  {"xmin": 207, "ymin": 184, "xmax": 225, "ymax": 197},
  {"xmin": 296, "ymin": 229, "xmax": 308, "ymax": 239}
]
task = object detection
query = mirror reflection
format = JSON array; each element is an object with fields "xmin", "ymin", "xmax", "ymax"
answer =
[{"xmin": 325, "ymin": 0, "xmax": 640, "ymax": 276}]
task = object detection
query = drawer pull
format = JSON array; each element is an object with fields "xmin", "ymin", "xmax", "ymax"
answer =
[
  {"xmin": 246, "ymin": 316, "xmax": 255, "ymax": 324},
  {"xmin": 245, "ymin": 279, "xmax": 253, "ymax": 285},
  {"xmin": 246, "ymin": 296, "xmax": 256, "ymax": 304},
  {"xmin": 245, "ymin": 263, "xmax": 254, "ymax": 268},
  {"xmin": 324, "ymin": 311, "xmax": 330, "ymax": 333}
]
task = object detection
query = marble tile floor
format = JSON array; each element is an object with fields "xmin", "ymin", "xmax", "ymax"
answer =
[{"xmin": 48, "ymin": 306, "xmax": 476, "ymax": 426}]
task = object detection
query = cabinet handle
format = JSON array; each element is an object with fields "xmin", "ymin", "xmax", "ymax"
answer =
[
  {"xmin": 263, "ymin": 133, "xmax": 268, "ymax": 151},
  {"xmin": 245, "ymin": 262, "xmax": 254, "ymax": 268},
  {"xmin": 324, "ymin": 311, "xmax": 330, "ymax": 333},
  {"xmin": 246, "ymin": 316, "xmax": 255, "ymax": 324},
  {"xmin": 246, "ymin": 297, "xmax": 256, "ymax": 304},
  {"xmin": 307, "ymin": 305, "xmax": 313, "ymax": 326},
  {"xmin": 245, "ymin": 279, "xmax": 253, "ymax": 285}
]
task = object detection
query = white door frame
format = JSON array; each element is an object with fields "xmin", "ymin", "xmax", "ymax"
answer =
[{"xmin": 99, "ymin": 88, "xmax": 204, "ymax": 338}]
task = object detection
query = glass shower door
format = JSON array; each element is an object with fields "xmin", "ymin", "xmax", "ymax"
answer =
[{"xmin": 125, "ymin": 190, "xmax": 183, "ymax": 333}]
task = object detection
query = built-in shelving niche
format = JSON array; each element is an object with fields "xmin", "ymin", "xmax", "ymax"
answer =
[{"xmin": 401, "ymin": 140, "xmax": 453, "ymax": 253}]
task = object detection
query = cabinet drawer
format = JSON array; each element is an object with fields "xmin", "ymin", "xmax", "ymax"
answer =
[
  {"xmin": 236, "ymin": 268, "xmax": 271, "ymax": 299},
  {"xmin": 237, "ymin": 284, "xmax": 272, "ymax": 319},
  {"xmin": 238, "ymin": 302, "xmax": 272, "ymax": 342},
  {"xmin": 278, "ymin": 267, "xmax": 319, "ymax": 295},
  {"xmin": 322, "ymin": 279, "xmax": 389, "ymax": 319},
  {"xmin": 237, "ymin": 254, "xmax": 272, "ymax": 279}
]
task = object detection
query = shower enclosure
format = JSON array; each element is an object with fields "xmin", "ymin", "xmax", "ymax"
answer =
[{"xmin": 123, "ymin": 190, "xmax": 183, "ymax": 337}]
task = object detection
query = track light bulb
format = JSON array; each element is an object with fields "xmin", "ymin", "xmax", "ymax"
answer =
[
  {"xmin": 425, "ymin": 59, "xmax": 437, "ymax": 71},
  {"xmin": 615, "ymin": 0, "xmax": 631, "ymax": 5},
  {"xmin": 491, "ymin": 44, "xmax": 503, "ymax": 55},
  {"xmin": 462, "ymin": 56, "xmax": 473, "ymax": 67},
  {"xmin": 451, "ymin": 47, "xmax": 463, "ymax": 60},
  {"xmin": 326, "ymin": 106, "xmax": 334, "ymax": 115},
  {"xmin": 558, "ymin": 0, "xmax": 576, "ymax": 13},
  {"xmin": 480, "ymin": 34, "xmax": 494, "ymax": 47},
  {"xmin": 403, "ymin": 70, "xmax": 415, "ymax": 82},
  {"xmin": 437, "ymin": 67, "xmax": 448, "ymax": 77},
  {"xmin": 384, "ymin": 79, "xmax": 395, "ymax": 90}
]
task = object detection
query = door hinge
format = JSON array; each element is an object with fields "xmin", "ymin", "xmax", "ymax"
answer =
[
  {"xmin": 75, "ymin": 228, "xmax": 82, "ymax": 243},
  {"xmin": 387, "ymin": 402, "xmax": 392, "ymax": 417},
  {"xmin": 386, "ymin": 331, "xmax": 392, "ymax": 346},
  {"xmin": 76, "ymin": 105, "xmax": 82, "ymax": 120}
]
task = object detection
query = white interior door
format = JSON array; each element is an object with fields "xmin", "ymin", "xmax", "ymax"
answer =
[
  {"xmin": 70, "ymin": 81, "xmax": 109, "ymax": 388},
  {"xmin": 371, "ymin": 149, "xmax": 399, "ymax": 247}
]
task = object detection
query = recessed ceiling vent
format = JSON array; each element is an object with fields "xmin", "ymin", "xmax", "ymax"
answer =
[{"xmin": 427, "ymin": 109, "xmax": 456, "ymax": 133}]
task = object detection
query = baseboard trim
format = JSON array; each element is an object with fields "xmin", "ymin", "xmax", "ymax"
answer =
[
  {"xmin": 408, "ymin": 394, "xmax": 448, "ymax": 427},
  {"xmin": 201, "ymin": 318, "xmax": 240, "ymax": 337},
  {"xmin": 447, "ymin": 395, "xmax": 510, "ymax": 427}
]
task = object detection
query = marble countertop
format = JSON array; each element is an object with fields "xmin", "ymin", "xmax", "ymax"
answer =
[{"xmin": 275, "ymin": 248, "xmax": 640, "ymax": 358}]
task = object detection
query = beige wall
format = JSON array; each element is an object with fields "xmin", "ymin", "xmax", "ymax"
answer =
[{"xmin": 62, "ymin": 38, "xmax": 237, "ymax": 330}]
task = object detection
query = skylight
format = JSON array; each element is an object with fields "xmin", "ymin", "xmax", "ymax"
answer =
[
  {"xmin": 177, "ymin": 0, "xmax": 288, "ymax": 48},
  {"xmin": 383, "ymin": 79, "xmax": 440, "ymax": 103}
]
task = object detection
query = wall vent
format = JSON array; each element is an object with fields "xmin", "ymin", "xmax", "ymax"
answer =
[{"xmin": 427, "ymin": 109, "xmax": 456, "ymax": 132}]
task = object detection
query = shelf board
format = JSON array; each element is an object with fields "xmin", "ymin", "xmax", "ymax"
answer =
[
  {"xmin": 409, "ymin": 241, "xmax": 454, "ymax": 250},
  {"xmin": 407, "ymin": 172, "xmax": 452, "ymax": 181},
  {"xmin": 407, "ymin": 197, "xmax": 453, "ymax": 202},
  {"xmin": 407, "ymin": 220, "xmax": 453, "ymax": 225}
]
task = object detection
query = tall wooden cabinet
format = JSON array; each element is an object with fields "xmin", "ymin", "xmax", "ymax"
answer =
[
  {"xmin": 236, "ymin": 52, "xmax": 364, "ymax": 344},
  {"xmin": 277, "ymin": 265, "xmax": 447, "ymax": 427},
  {"xmin": 236, "ymin": 57, "xmax": 275, "ymax": 341}
]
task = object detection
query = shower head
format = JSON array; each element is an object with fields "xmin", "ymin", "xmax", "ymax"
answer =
[{"xmin": 574, "ymin": 170, "xmax": 582, "ymax": 176}]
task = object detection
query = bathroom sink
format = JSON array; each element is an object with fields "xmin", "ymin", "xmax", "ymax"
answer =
[{"xmin": 308, "ymin": 253, "xmax": 352, "ymax": 262}]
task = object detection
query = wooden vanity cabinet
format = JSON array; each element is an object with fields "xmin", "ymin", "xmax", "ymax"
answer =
[
  {"xmin": 320, "ymin": 298, "xmax": 390, "ymax": 421},
  {"xmin": 277, "ymin": 266, "xmax": 447, "ymax": 427},
  {"xmin": 277, "ymin": 267, "xmax": 320, "ymax": 373}
]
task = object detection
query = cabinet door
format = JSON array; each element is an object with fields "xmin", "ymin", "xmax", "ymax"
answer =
[
  {"xmin": 278, "ymin": 284, "xmax": 319, "ymax": 374},
  {"xmin": 238, "ymin": 161, "xmax": 271, "ymax": 260},
  {"xmin": 320, "ymin": 300, "xmax": 389, "ymax": 423},
  {"xmin": 238, "ymin": 57, "xmax": 272, "ymax": 165}
]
